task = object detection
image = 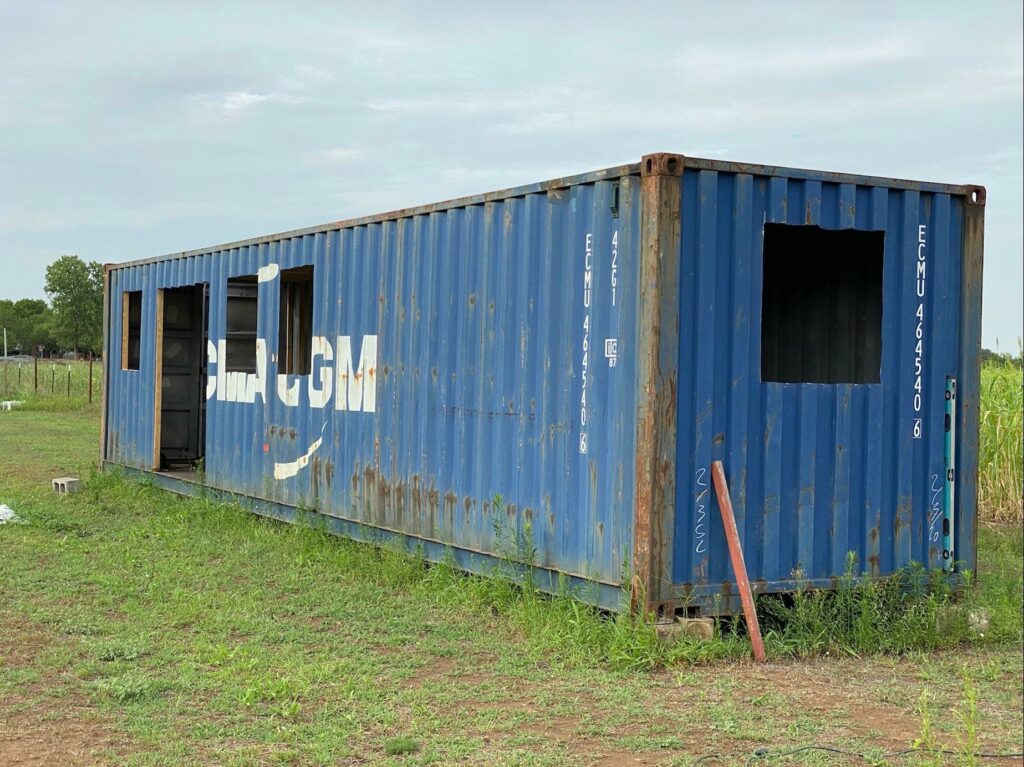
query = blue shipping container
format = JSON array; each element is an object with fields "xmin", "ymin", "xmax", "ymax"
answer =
[{"xmin": 102, "ymin": 153, "xmax": 985, "ymax": 614}]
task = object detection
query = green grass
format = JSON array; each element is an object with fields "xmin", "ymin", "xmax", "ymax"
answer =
[
  {"xmin": 384, "ymin": 737, "xmax": 420, "ymax": 756},
  {"xmin": 978, "ymin": 359, "xmax": 1023, "ymax": 523},
  {"xmin": 1, "ymin": 397, "xmax": 1022, "ymax": 765}
]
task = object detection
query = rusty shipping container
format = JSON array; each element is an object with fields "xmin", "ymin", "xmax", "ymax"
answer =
[{"xmin": 101, "ymin": 153, "xmax": 985, "ymax": 614}]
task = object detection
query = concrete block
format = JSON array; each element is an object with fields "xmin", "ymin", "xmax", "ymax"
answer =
[
  {"xmin": 655, "ymin": 617, "xmax": 715, "ymax": 644},
  {"xmin": 52, "ymin": 477, "xmax": 82, "ymax": 494}
]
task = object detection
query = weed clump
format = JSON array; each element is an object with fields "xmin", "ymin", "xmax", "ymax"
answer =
[{"xmin": 383, "ymin": 736, "xmax": 419, "ymax": 755}]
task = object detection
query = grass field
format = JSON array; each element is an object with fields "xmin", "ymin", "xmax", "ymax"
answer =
[
  {"xmin": 1, "ymin": 373, "xmax": 1021, "ymax": 766},
  {"xmin": 0, "ymin": 359, "xmax": 102, "ymax": 410}
]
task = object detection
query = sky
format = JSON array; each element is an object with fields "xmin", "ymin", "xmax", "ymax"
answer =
[{"xmin": 1, "ymin": 1, "xmax": 1021, "ymax": 349}]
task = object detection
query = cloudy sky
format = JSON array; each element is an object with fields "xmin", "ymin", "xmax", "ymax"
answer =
[{"xmin": 1, "ymin": 1, "xmax": 1021, "ymax": 347}]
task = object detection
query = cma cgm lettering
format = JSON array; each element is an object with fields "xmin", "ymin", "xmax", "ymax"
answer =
[{"xmin": 206, "ymin": 334, "xmax": 377, "ymax": 412}]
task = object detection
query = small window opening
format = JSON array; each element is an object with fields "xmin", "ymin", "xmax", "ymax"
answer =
[
  {"xmin": 761, "ymin": 224, "xmax": 883, "ymax": 384},
  {"xmin": 225, "ymin": 276, "xmax": 258, "ymax": 373},
  {"xmin": 121, "ymin": 291, "xmax": 142, "ymax": 370},
  {"xmin": 278, "ymin": 265, "xmax": 314, "ymax": 375}
]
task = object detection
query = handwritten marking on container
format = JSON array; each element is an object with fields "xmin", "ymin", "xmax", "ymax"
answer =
[
  {"xmin": 928, "ymin": 473, "xmax": 942, "ymax": 545},
  {"xmin": 579, "ymin": 233, "xmax": 593, "ymax": 454},
  {"xmin": 912, "ymin": 224, "xmax": 926, "ymax": 439},
  {"xmin": 694, "ymin": 467, "xmax": 708, "ymax": 554}
]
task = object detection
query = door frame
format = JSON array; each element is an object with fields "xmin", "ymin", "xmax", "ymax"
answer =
[{"xmin": 152, "ymin": 289, "xmax": 165, "ymax": 470}]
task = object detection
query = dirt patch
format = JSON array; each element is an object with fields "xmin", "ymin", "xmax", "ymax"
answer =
[
  {"xmin": 0, "ymin": 616, "xmax": 47, "ymax": 669},
  {"xmin": 404, "ymin": 655, "xmax": 457, "ymax": 685},
  {"xmin": 738, "ymin": 660, "xmax": 916, "ymax": 748},
  {"xmin": 590, "ymin": 750, "xmax": 677, "ymax": 767},
  {"xmin": 0, "ymin": 613, "xmax": 129, "ymax": 767},
  {"xmin": 0, "ymin": 708, "xmax": 125, "ymax": 767}
]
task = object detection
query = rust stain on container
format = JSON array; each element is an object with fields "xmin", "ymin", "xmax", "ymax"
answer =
[{"xmin": 101, "ymin": 152, "xmax": 983, "ymax": 615}]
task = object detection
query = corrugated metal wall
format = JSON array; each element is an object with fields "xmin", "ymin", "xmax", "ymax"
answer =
[
  {"xmin": 672, "ymin": 167, "xmax": 974, "ymax": 601},
  {"xmin": 105, "ymin": 172, "xmax": 641, "ymax": 591},
  {"xmin": 104, "ymin": 155, "xmax": 982, "ymax": 613}
]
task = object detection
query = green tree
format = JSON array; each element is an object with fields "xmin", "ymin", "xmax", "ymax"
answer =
[
  {"xmin": 0, "ymin": 299, "xmax": 52, "ymax": 353},
  {"xmin": 12, "ymin": 299, "xmax": 56, "ymax": 353},
  {"xmin": 0, "ymin": 299, "xmax": 17, "ymax": 354},
  {"xmin": 44, "ymin": 255, "xmax": 104, "ymax": 354}
]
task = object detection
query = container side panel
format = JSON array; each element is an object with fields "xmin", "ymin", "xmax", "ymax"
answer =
[
  {"xmin": 673, "ymin": 169, "xmax": 971, "ymax": 602},
  {"xmin": 105, "ymin": 178, "xmax": 641, "ymax": 591},
  {"xmin": 106, "ymin": 266, "xmax": 157, "ymax": 468}
]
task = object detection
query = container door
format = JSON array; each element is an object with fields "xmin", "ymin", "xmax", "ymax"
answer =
[{"xmin": 155, "ymin": 283, "xmax": 208, "ymax": 471}]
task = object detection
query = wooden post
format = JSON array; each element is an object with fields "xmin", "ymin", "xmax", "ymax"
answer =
[
  {"xmin": 34, "ymin": 355, "xmax": 38, "ymax": 393},
  {"xmin": 711, "ymin": 460, "xmax": 766, "ymax": 663},
  {"xmin": 152, "ymin": 289, "xmax": 164, "ymax": 470},
  {"xmin": 88, "ymin": 357, "xmax": 93, "ymax": 404}
]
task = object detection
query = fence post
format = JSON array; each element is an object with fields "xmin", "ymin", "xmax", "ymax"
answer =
[
  {"xmin": 51, "ymin": 363, "xmax": 55, "ymax": 394},
  {"xmin": 67, "ymin": 364, "xmax": 72, "ymax": 397},
  {"xmin": 2, "ymin": 362, "xmax": 6, "ymax": 398},
  {"xmin": 34, "ymin": 355, "xmax": 38, "ymax": 393},
  {"xmin": 89, "ymin": 357, "xmax": 93, "ymax": 404}
]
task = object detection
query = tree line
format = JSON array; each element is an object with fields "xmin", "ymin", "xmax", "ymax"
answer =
[
  {"xmin": 0, "ymin": 255, "xmax": 103, "ymax": 356},
  {"xmin": 1, "ymin": 254, "xmax": 1020, "ymax": 364}
]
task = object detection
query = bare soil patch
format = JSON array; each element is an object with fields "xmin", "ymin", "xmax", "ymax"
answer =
[{"xmin": 0, "ymin": 614, "xmax": 129, "ymax": 767}]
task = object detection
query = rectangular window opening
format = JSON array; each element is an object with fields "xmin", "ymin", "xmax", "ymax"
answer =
[
  {"xmin": 121, "ymin": 290, "xmax": 142, "ymax": 371},
  {"xmin": 279, "ymin": 265, "xmax": 314, "ymax": 375},
  {"xmin": 225, "ymin": 276, "xmax": 258, "ymax": 373},
  {"xmin": 761, "ymin": 224, "xmax": 884, "ymax": 384}
]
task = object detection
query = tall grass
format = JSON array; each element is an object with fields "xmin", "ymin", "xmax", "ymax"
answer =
[
  {"xmin": 978, "ymin": 359, "xmax": 1023, "ymax": 523},
  {"xmin": 0, "ymin": 358, "xmax": 102, "ymax": 411}
]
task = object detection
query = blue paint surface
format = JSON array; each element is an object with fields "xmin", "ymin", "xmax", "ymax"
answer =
[
  {"xmin": 105, "ymin": 169, "xmax": 641, "ymax": 598},
  {"xmin": 104, "ymin": 157, "xmax": 981, "ymax": 611},
  {"xmin": 672, "ymin": 168, "xmax": 977, "ymax": 604}
]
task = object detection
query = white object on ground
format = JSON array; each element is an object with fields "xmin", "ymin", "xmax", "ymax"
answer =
[
  {"xmin": 1, "ymin": 401, "xmax": 24, "ymax": 411},
  {"xmin": 0, "ymin": 504, "xmax": 21, "ymax": 524}
]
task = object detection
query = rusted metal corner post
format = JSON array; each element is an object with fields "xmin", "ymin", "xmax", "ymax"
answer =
[
  {"xmin": 958, "ymin": 186, "xmax": 985, "ymax": 575},
  {"xmin": 631, "ymin": 153, "xmax": 683, "ymax": 617},
  {"xmin": 711, "ymin": 460, "xmax": 766, "ymax": 663}
]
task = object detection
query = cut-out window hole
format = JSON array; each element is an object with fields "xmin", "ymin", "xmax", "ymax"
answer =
[
  {"xmin": 761, "ymin": 224, "xmax": 884, "ymax": 384},
  {"xmin": 225, "ymin": 276, "xmax": 258, "ymax": 373},
  {"xmin": 121, "ymin": 291, "xmax": 142, "ymax": 371},
  {"xmin": 279, "ymin": 266, "xmax": 314, "ymax": 375}
]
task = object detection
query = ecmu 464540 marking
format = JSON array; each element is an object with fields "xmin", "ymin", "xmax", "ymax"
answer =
[{"xmin": 912, "ymin": 224, "xmax": 926, "ymax": 439}]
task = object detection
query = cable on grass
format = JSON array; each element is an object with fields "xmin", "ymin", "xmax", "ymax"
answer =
[{"xmin": 686, "ymin": 743, "xmax": 1024, "ymax": 765}]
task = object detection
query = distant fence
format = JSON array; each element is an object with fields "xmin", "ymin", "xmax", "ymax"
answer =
[{"xmin": 0, "ymin": 358, "xmax": 103, "ymax": 403}]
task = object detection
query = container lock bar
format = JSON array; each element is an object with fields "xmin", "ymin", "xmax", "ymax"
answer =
[{"xmin": 943, "ymin": 376, "xmax": 957, "ymax": 570}]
